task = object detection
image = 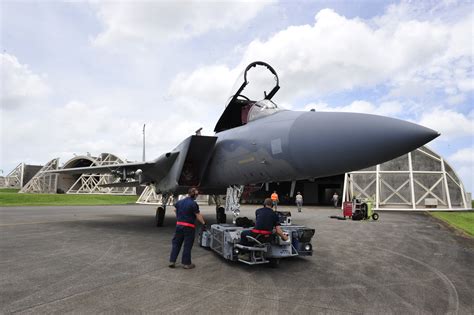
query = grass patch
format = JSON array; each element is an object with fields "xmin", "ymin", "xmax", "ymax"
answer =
[
  {"xmin": 430, "ymin": 211, "xmax": 474, "ymax": 236},
  {"xmin": 0, "ymin": 191, "xmax": 138, "ymax": 207},
  {"xmin": 0, "ymin": 188, "xmax": 20, "ymax": 193}
]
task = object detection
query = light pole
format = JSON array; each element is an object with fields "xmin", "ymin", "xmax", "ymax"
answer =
[{"xmin": 142, "ymin": 124, "xmax": 146, "ymax": 162}]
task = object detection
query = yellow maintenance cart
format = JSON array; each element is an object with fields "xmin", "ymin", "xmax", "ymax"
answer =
[{"xmin": 351, "ymin": 199, "xmax": 379, "ymax": 221}]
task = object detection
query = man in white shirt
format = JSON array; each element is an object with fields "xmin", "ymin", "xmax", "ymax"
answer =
[
  {"xmin": 332, "ymin": 192, "xmax": 339, "ymax": 208},
  {"xmin": 295, "ymin": 192, "xmax": 303, "ymax": 212}
]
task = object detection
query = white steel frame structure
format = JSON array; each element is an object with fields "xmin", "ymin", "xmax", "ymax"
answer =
[
  {"xmin": 20, "ymin": 159, "xmax": 59, "ymax": 193},
  {"xmin": 3, "ymin": 163, "xmax": 24, "ymax": 188},
  {"xmin": 342, "ymin": 146, "xmax": 470, "ymax": 210},
  {"xmin": 136, "ymin": 185, "xmax": 165, "ymax": 204},
  {"xmin": 66, "ymin": 153, "xmax": 136, "ymax": 195}
]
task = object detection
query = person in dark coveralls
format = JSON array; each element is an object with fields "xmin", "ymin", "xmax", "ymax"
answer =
[
  {"xmin": 169, "ymin": 187, "xmax": 206, "ymax": 269},
  {"xmin": 240, "ymin": 198, "xmax": 288, "ymax": 246}
]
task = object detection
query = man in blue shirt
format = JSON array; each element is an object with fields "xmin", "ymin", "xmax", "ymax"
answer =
[
  {"xmin": 240, "ymin": 198, "xmax": 288, "ymax": 245},
  {"xmin": 169, "ymin": 187, "xmax": 206, "ymax": 269}
]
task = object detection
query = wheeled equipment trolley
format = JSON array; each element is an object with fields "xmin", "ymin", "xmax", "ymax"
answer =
[{"xmin": 200, "ymin": 222, "xmax": 315, "ymax": 266}]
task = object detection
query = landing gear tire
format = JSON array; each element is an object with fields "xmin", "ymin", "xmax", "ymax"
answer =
[
  {"xmin": 156, "ymin": 206, "xmax": 165, "ymax": 227},
  {"xmin": 216, "ymin": 206, "xmax": 226, "ymax": 224},
  {"xmin": 372, "ymin": 213, "xmax": 379, "ymax": 221}
]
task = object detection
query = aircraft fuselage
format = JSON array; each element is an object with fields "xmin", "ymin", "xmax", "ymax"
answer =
[{"xmin": 201, "ymin": 109, "xmax": 438, "ymax": 190}]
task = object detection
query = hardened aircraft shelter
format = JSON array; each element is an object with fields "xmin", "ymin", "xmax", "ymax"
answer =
[
  {"xmin": 61, "ymin": 153, "xmax": 135, "ymax": 195},
  {"xmin": 2, "ymin": 163, "xmax": 43, "ymax": 189},
  {"xmin": 2, "ymin": 163, "xmax": 23, "ymax": 188},
  {"xmin": 20, "ymin": 153, "xmax": 136, "ymax": 195},
  {"xmin": 342, "ymin": 146, "xmax": 470, "ymax": 210},
  {"xmin": 20, "ymin": 159, "xmax": 60, "ymax": 193}
]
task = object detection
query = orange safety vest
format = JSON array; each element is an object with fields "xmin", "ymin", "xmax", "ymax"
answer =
[{"xmin": 271, "ymin": 193, "xmax": 278, "ymax": 201}]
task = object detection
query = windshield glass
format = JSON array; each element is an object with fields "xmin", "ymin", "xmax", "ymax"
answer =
[
  {"xmin": 226, "ymin": 69, "xmax": 245, "ymax": 103},
  {"xmin": 225, "ymin": 62, "xmax": 279, "ymax": 106},
  {"xmin": 215, "ymin": 62, "xmax": 282, "ymax": 132},
  {"xmin": 247, "ymin": 99, "xmax": 283, "ymax": 122}
]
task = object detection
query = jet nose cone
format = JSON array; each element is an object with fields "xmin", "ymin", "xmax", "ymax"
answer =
[
  {"xmin": 289, "ymin": 111, "xmax": 440, "ymax": 177},
  {"xmin": 357, "ymin": 114, "xmax": 440, "ymax": 150}
]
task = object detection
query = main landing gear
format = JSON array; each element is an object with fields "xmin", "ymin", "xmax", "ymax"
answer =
[
  {"xmin": 212, "ymin": 195, "xmax": 226, "ymax": 224},
  {"xmin": 155, "ymin": 194, "xmax": 173, "ymax": 227},
  {"xmin": 226, "ymin": 185, "xmax": 244, "ymax": 224},
  {"xmin": 155, "ymin": 206, "xmax": 165, "ymax": 227},
  {"xmin": 213, "ymin": 185, "xmax": 243, "ymax": 224}
]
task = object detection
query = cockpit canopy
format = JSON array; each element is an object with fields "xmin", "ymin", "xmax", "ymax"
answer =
[
  {"xmin": 247, "ymin": 99, "xmax": 280, "ymax": 122},
  {"xmin": 214, "ymin": 61, "xmax": 284, "ymax": 133}
]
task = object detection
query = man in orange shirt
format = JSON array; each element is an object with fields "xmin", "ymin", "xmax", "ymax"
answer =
[{"xmin": 271, "ymin": 191, "xmax": 279, "ymax": 210}]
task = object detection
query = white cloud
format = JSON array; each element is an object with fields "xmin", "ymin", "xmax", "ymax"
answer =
[
  {"xmin": 449, "ymin": 147, "xmax": 474, "ymax": 164},
  {"xmin": 92, "ymin": 1, "xmax": 273, "ymax": 48},
  {"xmin": 1, "ymin": 97, "xmax": 207, "ymax": 169},
  {"xmin": 0, "ymin": 53, "xmax": 50, "ymax": 110},
  {"xmin": 448, "ymin": 147, "xmax": 474, "ymax": 194},
  {"xmin": 168, "ymin": 64, "xmax": 238, "ymax": 105},
  {"xmin": 387, "ymin": 10, "xmax": 473, "ymax": 99},
  {"xmin": 455, "ymin": 165, "xmax": 473, "ymax": 194},
  {"xmin": 418, "ymin": 108, "xmax": 474, "ymax": 140},
  {"xmin": 168, "ymin": 4, "xmax": 472, "ymax": 105},
  {"xmin": 0, "ymin": 48, "xmax": 218, "ymax": 171},
  {"xmin": 445, "ymin": 93, "xmax": 466, "ymax": 106}
]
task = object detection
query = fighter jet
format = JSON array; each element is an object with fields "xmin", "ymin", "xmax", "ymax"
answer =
[{"xmin": 48, "ymin": 61, "xmax": 439, "ymax": 226}]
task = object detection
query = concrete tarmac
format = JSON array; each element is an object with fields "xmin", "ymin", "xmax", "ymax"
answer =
[{"xmin": 0, "ymin": 204, "xmax": 473, "ymax": 314}]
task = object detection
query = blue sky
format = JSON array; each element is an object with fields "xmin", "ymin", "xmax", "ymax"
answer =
[{"xmin": 1, "ymin": 0, "xmax": 473, "ymax": 193}]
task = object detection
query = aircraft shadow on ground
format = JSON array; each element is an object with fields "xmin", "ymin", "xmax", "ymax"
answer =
[
  {"xmin": 54, "ymin": 214, "xmax": 243, "ymax": 235},
  {"xmin": 56, "ymin": 215, "xmax": 175, "ymax": 234},
  {"xmin": 53, "ymin": 212, "xmax": 260, "ymax": 235}
]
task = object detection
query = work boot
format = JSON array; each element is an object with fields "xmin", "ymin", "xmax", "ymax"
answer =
[
  {"xmin": 168, "ymin": 262, "xmax": 176, "ymax": 268},
  {"xmin": 183, "ymin": 263, "xmax": 195, "ymax": 269}
]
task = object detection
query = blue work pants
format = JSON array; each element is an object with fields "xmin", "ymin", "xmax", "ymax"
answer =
[
  {"xmin": 169, "ymin": 225, "xmax": 195, "ymax": 265},
  {"xmin": 296, "ymin": 201, "xmax": 303, "ymax": 212}
]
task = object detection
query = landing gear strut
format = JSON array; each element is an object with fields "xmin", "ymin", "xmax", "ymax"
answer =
[
  {"xmin": 212, "ymin": 195, "xmax": 226, "ymax": 224},
  {"xmin": 226, "ymin": 185, "xmax": 244, "ymax": 224},
  {"xmin": 216, "ymin": 207, "xmax": 226, "ymax": 224},
  {"xmin": 155, "ymin": 194, "xmax": 172, "ymax": 227},
  {"xmin": 155, "ymin": 206, "xmax": 165, "ymax": 227}
]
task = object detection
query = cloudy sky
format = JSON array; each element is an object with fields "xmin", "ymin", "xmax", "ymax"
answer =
[{"xmin": 1, "ymin": 0, "xmax": 473, "ymax": 192}]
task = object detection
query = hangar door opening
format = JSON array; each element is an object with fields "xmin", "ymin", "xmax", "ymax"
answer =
[
  {"xmin": 247, "ymin": 175, "xmax": 344, "ymax": 205},
  {"xmin": 303, "ymin": 175, "xmax": 344, "ymax": 205}
]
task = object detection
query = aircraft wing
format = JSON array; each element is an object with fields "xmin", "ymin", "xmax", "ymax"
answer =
[
  {"xmin": 99, "ymin": 181, "xmax": 141, "ymax": 188},
  {"xmin": 45, "ymin": 161, "xmax": 151, "ymax": 175},
  {"xmin": 45, "ymin": 152, "xmax": 179, "ymax": 184}
]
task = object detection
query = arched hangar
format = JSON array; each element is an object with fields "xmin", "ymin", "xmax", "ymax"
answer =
[
  {"xmin": 247, "ymin": 146, "xmax": 470, "ymax": 210},
  {"xmin": 21, "ymin": 153, "xmax": 136, "ymax": 195},
  {"xmin": 343, "ymin": 146, "xmax": 470, "ymax": 210}
]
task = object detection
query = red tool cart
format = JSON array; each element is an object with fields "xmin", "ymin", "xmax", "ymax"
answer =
[{"xmin": 343, "ymin": 202, "xmax": 353, "ymax": 218}]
